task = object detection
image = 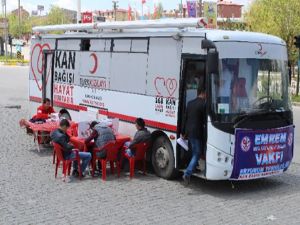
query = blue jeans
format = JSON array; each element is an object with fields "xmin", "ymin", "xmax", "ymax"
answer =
[
  {"xmin": 124, "ymin": 141, "xmax": 134, "ymax": 157},
  {"xmin": 66, "ymin": 151, "xmax": 92, "ymax": 172},
  {"xmin": 184, "ymin": 138, "xmax": 201, "ymax": 177}
]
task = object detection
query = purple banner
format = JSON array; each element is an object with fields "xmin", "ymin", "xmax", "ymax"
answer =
[
  {"xmin": 231, "ymin": 126, "xmax": 294, "ymax": 180},
  {"xmin": 187, "ymin": 1, "xmax": 197, "ymax": 18}
]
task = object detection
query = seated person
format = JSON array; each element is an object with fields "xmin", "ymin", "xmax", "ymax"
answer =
[
  {"xmin": 125, "ymin": 118, "xmax": 151, "ymax": 157},
  {"xmin": 19, "ymin": 98, "xmax": 55, "ymax": 128},
  {"xmin": 50, "ymin": 119, "xmax": 91, "ymax": 177},
  {"xmin": 85, "ymin": 121, "xmax": 116, "ymax": 159}
]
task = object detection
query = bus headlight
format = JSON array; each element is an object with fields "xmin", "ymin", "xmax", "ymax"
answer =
[{"xmin": 224, "ymin": 170, "xmax": 228, "ymax": 176}]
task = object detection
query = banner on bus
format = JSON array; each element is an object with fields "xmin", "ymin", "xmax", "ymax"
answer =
[{"xmin": 230, "ymin": 126, "xmax": 294, "ymax": 180}]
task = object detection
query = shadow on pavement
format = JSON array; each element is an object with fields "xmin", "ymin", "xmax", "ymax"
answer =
[{"xmin": 29, "ymin": 146, "xmax": 54, "ymax": 157}]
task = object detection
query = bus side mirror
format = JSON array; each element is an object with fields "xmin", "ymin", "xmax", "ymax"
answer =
[
  {"xmin": 207, "ymin": 51, "xmax": 219, "ymax": 75},
  {"xmin": 202, "ymin": 39, "xmax": 216, "ymax": 49}
]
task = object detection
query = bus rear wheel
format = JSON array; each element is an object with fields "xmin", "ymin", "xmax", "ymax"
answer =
[{"xmin": 152, "ymin": 136, "xmax": 176, "ymax": 179}]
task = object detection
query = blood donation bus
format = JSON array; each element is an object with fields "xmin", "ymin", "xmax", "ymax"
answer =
[{"xmin": 29, "ymin": 18, "xmax": 294, "ymax": 180}]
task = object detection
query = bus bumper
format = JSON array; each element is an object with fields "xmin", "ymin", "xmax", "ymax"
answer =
[{"xmin": 205, "ymin": 144, "xmax": 234, "ymax": 180}]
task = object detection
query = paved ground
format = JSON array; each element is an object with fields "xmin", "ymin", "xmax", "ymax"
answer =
[{"xmin": 1, "ymin": 66, "xmax": 300, "ymax": 225}]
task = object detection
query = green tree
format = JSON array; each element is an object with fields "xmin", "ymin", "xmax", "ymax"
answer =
[
  {"xmin": 218, "ymin": 18, "xmax": 246, "ymax": 31},
  {"xmin": 245, "ymin": 0, "xmax": 300, "ymax": 69},
  {"xmin": 154, "ymin": 2, "xmax": 164, "ymax": 19},
  {"xmin": 7, "ymin": 13, "xmax": 31, "ymax": 38},
  {"xmin": 47, "ymin": 5, "xmax": 73, "ymax": 25}
]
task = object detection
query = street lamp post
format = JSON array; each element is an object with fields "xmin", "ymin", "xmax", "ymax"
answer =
[
  {"xmin": 112, "ymin": 1, "xmax": 118, "ymax": 21},
  {"xmin": 198, "ymin": 0, "xmax": 202, "ymax": 17},
  {"xmin": 18, "ymin": 0, "xmax": 21, "ymax": 37},
  {"xmin": 77, "ymin": 0, "xmax": 81, "ymax": 23},
  {"xmin": 2, "ymin": 0, "xmax": 7, "ymax": 59},
  {"xmin": 181, "ymin": 0, "xmax": 183, "ymax": 18}
]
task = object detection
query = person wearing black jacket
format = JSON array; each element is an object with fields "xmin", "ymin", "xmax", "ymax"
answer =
[
  {"xmin": 51, "ymin": 119, "xmax": 91, "ymax": 177},
  {"xmin": 124, "ymin": 118, "xmax": 151, "ymax": 157},
  {"xmin": 181, "ymin": 88, "xmax": 206, "ymax": 185}
]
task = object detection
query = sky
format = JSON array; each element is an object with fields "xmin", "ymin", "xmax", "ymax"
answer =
[{"xmin": 4, "ymin": 0, "xmax": 253, "ymax": 15}]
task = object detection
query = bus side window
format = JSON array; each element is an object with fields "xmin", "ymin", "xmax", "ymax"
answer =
[{"xmin": 81, "ymin": 39, "xmax": 91, "ymax": 51}]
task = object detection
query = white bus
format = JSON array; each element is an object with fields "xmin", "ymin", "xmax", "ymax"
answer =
[{"xmin": 29, "ymin": 18, "xmax": 294, "ymax": 180}]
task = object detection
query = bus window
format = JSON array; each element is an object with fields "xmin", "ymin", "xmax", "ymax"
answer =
[
  {"xmin": 80, "ymin": 39, "xmax": 91, "ymax": 51},
  {"xmin": 185, "ymin": 61, "xmax": 205, "ymax": 105},
  {"xmin": 211, "ymin": 58, "xmax": 291, "ymax": 122}
]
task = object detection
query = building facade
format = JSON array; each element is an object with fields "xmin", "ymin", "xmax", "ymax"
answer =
[
  {"xmin": 217, "ymin": 0, "xmax": 243, "ymax": 18},
  {"xmin": 96, "ymin": 9, "xmax": 135, "ymax": 22},
  {"xmin": 11, "ymin": 6, "xmax": 30, "ymax": 18}
]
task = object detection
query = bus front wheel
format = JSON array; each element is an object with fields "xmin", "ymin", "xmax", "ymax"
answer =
[{"xmin": 152, "ymin": 136, "xmax": 176, "ymax": 179}]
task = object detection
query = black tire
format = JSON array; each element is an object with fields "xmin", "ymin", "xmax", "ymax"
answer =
[{"xmin": 151, "ymin": 136, "xmax": 177, "ymax": 179}]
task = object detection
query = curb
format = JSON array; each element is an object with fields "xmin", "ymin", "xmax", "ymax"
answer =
[
  {"xmin": 0, "ymin": 61, "xmax": 29, "ymax": 66},
  {"xmin": 292, "ymin": 102, "xmax": 300, "ymax": 107}
]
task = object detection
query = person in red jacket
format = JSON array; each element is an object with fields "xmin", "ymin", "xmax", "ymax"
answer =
[
  {"xmin": 32, "ymin": 98, "xmax": 55, "ymax": 120},
  {"xmin": 19, "ymin": 98, "xmax": 55, "ymax": 128}
]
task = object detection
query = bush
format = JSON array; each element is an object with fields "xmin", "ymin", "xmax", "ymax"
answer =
[{"xmin": 292, "ymin": 95, "xmax": 300, "ymax": 102}]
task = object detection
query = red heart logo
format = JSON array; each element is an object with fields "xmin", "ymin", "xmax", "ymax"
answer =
[
  {"xmin": 30, "ymin": 43, "xmax": 51, "ymax": 91},
  {"xmin": 154, "ymin": 77, "xmax": 166, "ymax": 96},
  {"xmin": 166, "ymin": 78, "xmax": 177, "ymax": 97}
]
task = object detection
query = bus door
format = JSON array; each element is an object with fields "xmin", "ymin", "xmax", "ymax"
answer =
[
  {"xmin": 177, "ymin": 57, "xmax": 207, "ymax": 169},
  {"xmin": 42, "ymin": 50, "xmax": 54, "ymax": 104}
]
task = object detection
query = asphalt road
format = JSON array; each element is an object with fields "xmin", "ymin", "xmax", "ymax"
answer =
[{"xmin": 1, "ymin": 65, "xmax": 300, "ymax": 225}]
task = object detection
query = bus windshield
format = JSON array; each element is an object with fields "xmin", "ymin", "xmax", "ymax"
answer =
[{"xmin": 211, "ymin": 58, "xmax": 292, "ymax": 123}]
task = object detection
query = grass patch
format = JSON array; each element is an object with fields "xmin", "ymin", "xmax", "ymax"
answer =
[
  {"xmin": 0, "ymin": 55, "xmax": 18, "ymax": 60},
  {"xmin": 0, "ymin": 55, "xmax": 29, "ymax": 64},
  {"xmin": 292, "ymin": 95, "xmax": 300, "ymax": 102}
]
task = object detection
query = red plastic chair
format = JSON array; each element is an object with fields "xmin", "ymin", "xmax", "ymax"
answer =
[
  {"xmin": 69, "ymin": 123, "xmax": 79, "ymax": 137},
  {"xmin": 125, "ymin": 142, "xmax": 150, "ymax": 179},
  {"xmin": 52, "ymin": 142, "xmax": 56, "ymax": 164},
  {"xmin": 92, "ymin": 141, "xmax": 124, "ymax": 181},
  {"xmin": 52, "ymin": 142, "xmax": 82, "ymax": 181}
]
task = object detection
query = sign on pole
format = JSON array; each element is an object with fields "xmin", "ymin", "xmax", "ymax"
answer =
[
  {"xmin": 187, "ymin": 1, "xmax": 197, "ymax": 18},
  {"xmin": 32, "ymin": 10, "xmax": 38, "ymax": 16},
  {"xmin": 0, "ymin": 22, "xmax": 8, "ymax": 29},
  {"xmin": 0, "ymin": 18, "xmax": 8, "ymax": 29},
  {"xmin": 1, "ymin": 0, "xmax": 6, "ymax": 7},
  {"xmin": 82, "ymin": 12, "xmax": 93, "ymax": 23},
  {"xmin": 37, "ymin": 5, "xmax": 44, "ymax": 11}
]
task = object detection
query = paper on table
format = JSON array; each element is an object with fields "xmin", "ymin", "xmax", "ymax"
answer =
[{"xmin": 177, "ymin": 138, "xmax": 189, "ymax": 151}]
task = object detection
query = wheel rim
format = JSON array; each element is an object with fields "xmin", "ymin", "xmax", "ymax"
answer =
[{"xmin": 155, "ymin": 146, "xmax": 170, "ymax": 169}]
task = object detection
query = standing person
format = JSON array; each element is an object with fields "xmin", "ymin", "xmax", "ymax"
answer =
[
  {"xmin": 124, "ymin": 118, "xmax": 151, "ymax": 157},
  {"xmin": 51, "ymin": 119, "xmax": 91, "ymax": 177},
  {"xmin": 85, "ymin": 121, "xmax": 116, "ymax": 159},
  {"xmin": 181, "ymin": 88, "xmax": 206, "ymax": 185}
]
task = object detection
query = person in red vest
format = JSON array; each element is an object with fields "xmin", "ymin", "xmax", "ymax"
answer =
[
  {"xmin": 33, "ymin": 98, "xmax": 55, "ymax": 120},
  {"xmin": 19, "ymin": 98, "xmax": 55, "ymax": 128}
]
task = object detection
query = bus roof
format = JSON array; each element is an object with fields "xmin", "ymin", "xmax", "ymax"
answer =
[
  {"xmin": 33, "ymin": 18, "xmax": 285, "ymax": 46},
  {"xmin": 36, "ymin": 29, "xmax": 285, "ymax": 46}
]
